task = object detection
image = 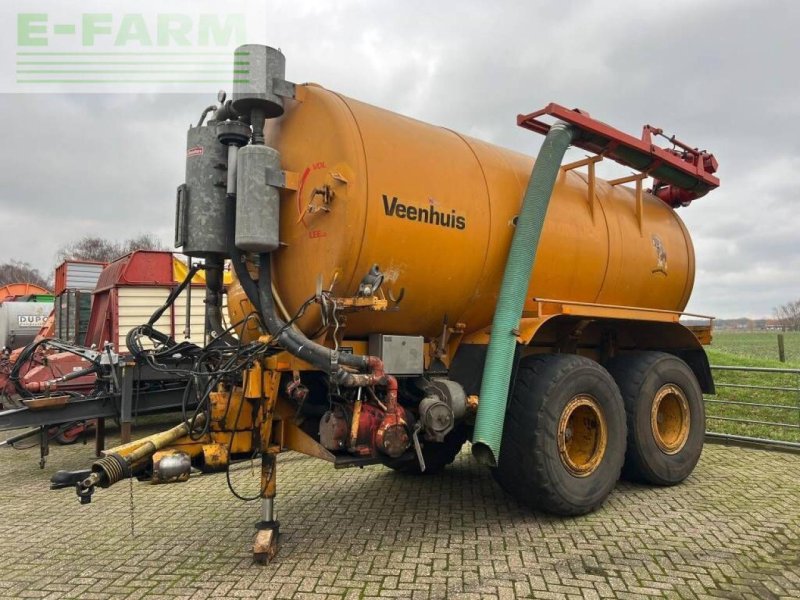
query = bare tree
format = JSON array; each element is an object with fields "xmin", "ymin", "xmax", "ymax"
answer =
[
  {"xmin": 56, "ymin": 236, "xmax": 119, "ymax": 263},
  {"xmin": 0, "ymin": 260, "xmax": 50, "ymax": 289},
  {"xmin": 119, "ymin": 233, "xmax": 165, "ymax": 254},
  {"xmin": 56, "ymin": 234, "xmax": 166, "ymax": 264},
  {"xmin": 774, "ymin": 299, "xmax": 800, "ymax": 331}
]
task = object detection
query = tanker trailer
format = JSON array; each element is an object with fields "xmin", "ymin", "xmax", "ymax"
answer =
[{"xmin": 55, "ymin": 44, "xmax": 719, "ymax": 563}]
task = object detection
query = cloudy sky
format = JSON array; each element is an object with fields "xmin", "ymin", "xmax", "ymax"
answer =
[{"xmin": 1, "ymin": 0, "xmax": 798, "ymax": 318}]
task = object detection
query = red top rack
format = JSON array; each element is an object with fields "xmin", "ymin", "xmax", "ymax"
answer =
[{"xmin": 518, "ymin": 103, "xmax": 719, "ymax": 207}]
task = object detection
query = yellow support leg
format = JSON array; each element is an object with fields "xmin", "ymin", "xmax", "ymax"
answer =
[{"xmin": 253, "ymin": 369, "xmax": 281, "ymax": 564}]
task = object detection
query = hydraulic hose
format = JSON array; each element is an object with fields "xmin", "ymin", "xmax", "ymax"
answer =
[
  {"xmin": 222, "ymin": 109, "xmax": 382, "ymax": 381},
  {"xmin": 254, "ymin": 253, "xmax": 370, "ymax": 373},
  {"xmin": 471, "ymin": 121, "xmax": 577, "ymax": 467},
  {"xmin": 224, "ymin": 195, "xmax": 369, "ymax": 375},
  {"xmin": 204, "ymin": 256, "xmax": 235, "ymax": 346}
]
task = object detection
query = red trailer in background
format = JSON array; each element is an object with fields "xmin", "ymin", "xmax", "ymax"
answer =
[{"xmin": 85, "ymin": 250, "xmax": 209, "ymax": 352}]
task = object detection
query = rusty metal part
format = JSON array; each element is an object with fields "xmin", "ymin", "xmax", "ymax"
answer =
[
  {"xmin": 205, "ymin": 431, "xmax": 254, "ymax": 455},
  {"xmin": 319, "ymin": 406, "xmax": 349, "ymax": 451},
  {"xmin": 285, "ymin": 371, "xmax": 309, "ymax": 404},
  {"xmin": 336, "ymin": 357, "xmax": 411, "ymax": 458},
  {"xmin": 349, "ymin": 394, "xmax": 363, "ymax": 449},
  {"xmin": 211, "ymin": 388, "xmax": 255, "ymax": 430},
  {"xmin": 466, "ymin": 395, "xmax": 480, "ymax": 422},
  {"xmin": 375, "ymin": 412, "xmax": 410, "ymax": 458},
  {"xmin": 201, "ymin": 443, "xmax": 229, "ymax": 472},
  {"xmin": 152, "ymin": 450, "xmax": 191, "ymax": 484},
  {"xmin": 651, "ymin": 384, "xmax": 690, "ymax": 455},
  {"xmin": 328, "ymin": 295, "xmax": 388, "ymax": 313},
  {"xmin": 260, "ymin": 452, "xmax": 276, "ymax": 500},
  {"xmin": 253, "ymin": 526, "xmax": 279, "ymax": 564},
  {"xmin": 22, "ymin": 395, "xmax": 70, "ymax": 410},
  {"xmin": 350, "ymin": 402, "xmax": 383, "ymax": 456},
  {"xmin": 258, "ymin": 371, "xmax": 283, "ymax": 451},
  {"xmin": 557, "ymin": 395, "xmax": 608, "ymax": 478}
]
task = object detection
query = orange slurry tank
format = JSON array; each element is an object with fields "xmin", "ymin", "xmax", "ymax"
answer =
[{"xmin": 228, "ymin": 83, "xmax": 694, "ymax": 340}]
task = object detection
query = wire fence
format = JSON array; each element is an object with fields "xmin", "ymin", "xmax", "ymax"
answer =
[{"xmin": 705, "ymin": 365, "xmax": 800, "ymax": 451}]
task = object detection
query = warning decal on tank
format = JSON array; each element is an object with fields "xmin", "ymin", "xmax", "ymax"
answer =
[
  {"xmin": 187, "ymin": 146, "xmax": 204, "ymax": 158},
  {"xmin": 382, "ymin": 195, "xmax": 466, "ymax": 231}
]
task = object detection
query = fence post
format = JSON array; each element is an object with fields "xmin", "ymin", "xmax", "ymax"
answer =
[{"xmin": 778, "ymin": 333, "xmax": 786, "ymax": 363}]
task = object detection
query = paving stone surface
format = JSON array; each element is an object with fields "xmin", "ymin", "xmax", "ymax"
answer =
[{"xmin": 0, "ymin": 423, "xmax": 798, "ymax": 599}]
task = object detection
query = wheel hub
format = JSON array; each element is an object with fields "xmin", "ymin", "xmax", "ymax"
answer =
[
  {"xmin": 557, "ymin": 395, "xmax": 608, "ymax": 477},
  {"xmin": 651, "ymin": 384, "xmax": 690, "ymax": 454}
]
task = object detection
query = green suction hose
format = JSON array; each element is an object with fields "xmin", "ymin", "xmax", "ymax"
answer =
[{"xmin": 471, "ymin": 121, "xmax": 577, "ymax": 467}]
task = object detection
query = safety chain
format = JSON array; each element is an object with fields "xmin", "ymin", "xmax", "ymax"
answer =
[{"xmin": 128, "ymin": 475, "xmax": 136, "ymax": 537}]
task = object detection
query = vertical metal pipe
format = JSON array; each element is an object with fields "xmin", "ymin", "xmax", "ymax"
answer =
[
  {"xmin": 227, "ymin": 145, "xmax": 239, "ymax": 195},
  {"xmin": 183, "ymin": 272, "xmax": 192, "ymax": 340},
  {"xmin": 261, "ymin": 498, "xmax": 274, "ymax": 522}
]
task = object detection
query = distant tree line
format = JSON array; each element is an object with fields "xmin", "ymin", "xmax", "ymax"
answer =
[
  {"xmin": 0, "ymin": 234, "xmax": 165, "ymax": 290},
  {"xmin": 0, "ymin": 260, "xmax": 50, "ymax": 289},
  {"xmin": 774, "ymin": 299, "xmax": 800, "ymax": 331},
  {"xmin": 55, "ymin": 233, "xmax": 165, "ymax": 263}
]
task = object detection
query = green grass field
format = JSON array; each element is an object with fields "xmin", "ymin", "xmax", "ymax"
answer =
[{"xmin": 704, "ymin": 331, "xmax": 800, "ymax": 443}]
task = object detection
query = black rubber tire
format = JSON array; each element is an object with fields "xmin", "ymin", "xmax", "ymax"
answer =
[
  {"xmin": 385, "ymin": 425, "xmax": 468, "ymax": 475},
  {"xmin": 493, "ymin": 354, "xmax": 626, "ymax": 516},
  {"xmin": 605, "ymin": 351, "xmax": 705, "ymax": 486}
]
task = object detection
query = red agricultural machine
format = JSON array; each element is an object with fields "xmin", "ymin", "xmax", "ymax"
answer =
[{"xmin": 1, "ymin": 252, "xmax": 220, "ymax": 465}]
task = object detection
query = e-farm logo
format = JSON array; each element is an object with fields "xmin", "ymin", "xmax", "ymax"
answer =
[{"xmin": 2, "ymin": 1, "xmax": 266, "ymax": 93}]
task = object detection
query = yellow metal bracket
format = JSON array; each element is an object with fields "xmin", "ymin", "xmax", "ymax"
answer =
[
  {"xmin": 562, "ymin": 155, "xmax": 604, "ymax": 223},
  {"xmin": 272, "ymin": 396, "xmax": 337, "ymax": 462},
  {"xmin": 608, "ymin": 173, "xmax": 648, "ymax": 235},
  {"xmin": 532, "ymin": 297, "xmax": 715, "ymax": 324},
  {"xmin": 281, "ymin": 170, "xmax": 300, "ymax": 191},
  {"xmin": 329, "ymin": 295, "xmax": 388, "ymax": 312}
]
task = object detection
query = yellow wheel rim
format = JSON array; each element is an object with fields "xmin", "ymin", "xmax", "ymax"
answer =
[
  {"xmin": 651, "ymin": 384, "xmax": 690, "ymax": 455},
  {"xmin": 557, "ymin": 395, "xmax": 608, "ymax": 477}
]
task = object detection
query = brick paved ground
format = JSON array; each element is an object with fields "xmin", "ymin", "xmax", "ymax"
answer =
[{"xmin": 0, "ymin": 421, "xmax": 798, "ymax": 599}]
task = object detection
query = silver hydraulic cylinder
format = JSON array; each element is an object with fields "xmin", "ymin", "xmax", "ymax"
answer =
[
  {"xmin": 175, "ymin": 125, "xmax": 228, "ymax": 256},
  {"xmin": 235, "ymin": 144, "xmax": 281, "ymax": 253}
]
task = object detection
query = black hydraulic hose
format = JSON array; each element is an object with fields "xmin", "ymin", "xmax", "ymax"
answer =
[
  {"xmin": 204, "ymin": 256, "xmax": 236, "ymax": 346},
  {"xmin": 8, "ymin": 338, "xmax": 48, "ymax": 395},
  {"xmin": 256, "ymin": 253, "xmax": 368, "ymax": 371},
  {"xmin": 224, "ymin": 195, "xmax": 368, "ymax": 375},
  {"xmin": 148, "ymin": 264, "xmax": 200, "ymax": 327}
]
